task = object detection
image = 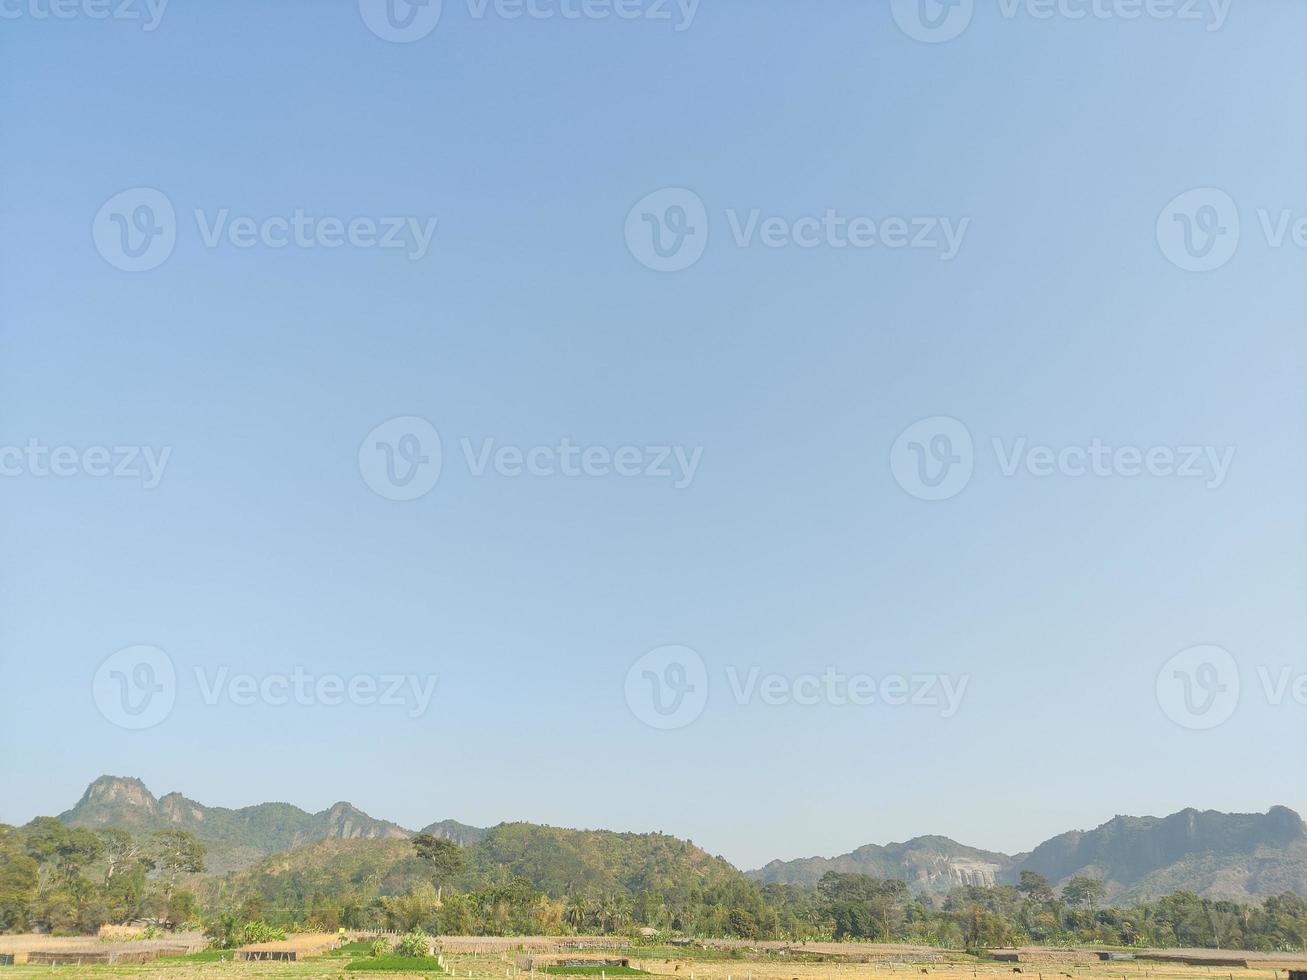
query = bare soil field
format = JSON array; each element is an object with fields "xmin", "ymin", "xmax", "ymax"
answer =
[
  {"xmin": 0, "ymin": 939, "xmax": 1301, "ymax": 980},
  {"xmin": 235, "ymin": 932, "xmax": 343, "ymax": 959},
  {"xmin": 0, "ymin": 930, "xmax": 206, "ymax": 964}
]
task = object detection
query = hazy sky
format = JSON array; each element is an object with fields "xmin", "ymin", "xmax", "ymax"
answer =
[{"xmin": 1, "ymin": 0, "xmax": 1304, "ymax": 871}]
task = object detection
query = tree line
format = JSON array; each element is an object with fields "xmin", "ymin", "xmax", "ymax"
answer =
[
  {"xmin": 0, "ymin": 819, "xmax": 205, "ymax": 933},
  {"xmin": 2, "ymin": 823, "xmax": 1305, "ymax": 953}
]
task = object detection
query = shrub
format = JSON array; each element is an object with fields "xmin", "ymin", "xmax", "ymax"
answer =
[
  {"xmin": 204, "ymin": 914, "xmax": 288, "ymax": 950},
  {"xmin": 369, "ymin": 938, "xmax": 389, "ymax": 958},
  {"xmin": 239, "ymin": 920, "xmax": 287, "ymax": 945},
  {"xmin": 396, "ymin": 928, "xmax": 430, "ymax": 957}
]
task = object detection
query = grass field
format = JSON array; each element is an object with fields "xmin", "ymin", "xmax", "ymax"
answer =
[{"xmin": 0, "ymin": 940, "xmax": 1302, "ymax": 980}]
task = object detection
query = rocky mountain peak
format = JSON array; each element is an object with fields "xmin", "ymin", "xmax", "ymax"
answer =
[{"xmin": 78, "ymin": 775, "xmax": 158, "ymax": 813}]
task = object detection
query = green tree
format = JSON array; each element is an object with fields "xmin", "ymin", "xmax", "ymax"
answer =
[
  {"xmin": 96, "ymin": 828, "xmax": 150, "ymax": 888},
  {"xmin": 1062, "ymin": 876, "xmax": 1107, "ymax": 911},
  {"xmin": 412, "ymin": 833, "xmax": 466, "ymax": 898},
  {"xmin": 0, "ymin": 829, "xmax": 38, "ymax": 932},
  {"xmin": 149, "ymin": 830, "xmax": 206, "ymax": 903},
  {"xmin": 1018, "ymin": 871, "xmax": 1055, "ymax": 904}
]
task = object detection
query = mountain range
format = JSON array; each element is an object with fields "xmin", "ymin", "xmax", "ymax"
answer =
[
  {"xmin": 752, "ymin": 806, "xmax": 1307, "ymax": 902},
  {"xmin": 53, "ymin": 776, "xmax": 1307, "ymax": 901}
]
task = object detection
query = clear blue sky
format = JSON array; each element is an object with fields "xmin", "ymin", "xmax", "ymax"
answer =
[{"xmin": 2, "ymin": 0, "xmax": 1304, "ymax": 870}]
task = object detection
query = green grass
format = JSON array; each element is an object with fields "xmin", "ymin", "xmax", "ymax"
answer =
[
  {"xmin": 611, "ymin": 947, "xmax": 755, "ymax": 962},
  {"xmin": 157, "ymin": 948, "xmax": 231, "ymax": 962},
  {"xmin": 346, "ymin": 954, "xmax": 446, "ymax": 971},
  {"xmin": 540, "ymin": 968, "xmax": 650, "ymax": 976},
  {"xmin": 330, "ymin": 940, "xmax": 384, "ymax": 957}
]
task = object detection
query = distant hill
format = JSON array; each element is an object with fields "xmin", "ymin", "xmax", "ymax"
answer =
[
  {"xmin": 199, "ymin": 821, "xmax": 748, "ymax": 909},
  {"xmin": 59, "ymin": 776, "xmax": 416, "ymax": 872},
  {"xmin": 419, "ymin": 819, "xmax": 490, "ymax": 847},
  {"xmin": 463, "ymin": 822, "xmax": 743, "ymax": 898},
  {"xmin": 749, "ymin": 808, "xmax": 1307, "ymax": 902},
  {"xmin": 1018, "ymin": 806, "xmax": 1307, "ymax": 902},
  {"xmin": 751, "ymin": 835, "xmax": 1013, "ymax": 892}
]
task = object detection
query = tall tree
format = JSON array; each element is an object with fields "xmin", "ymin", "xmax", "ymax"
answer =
[
  {"xmin": 411, "ymin": 833, "xmax": 466, "ymax": 899},
  {"xmin": 149, "ymin": 830, "xmax": 206, "ymax": 899},
  {"xmin": 1062, "ymin": 876, "xmax": 1107, "ymax": 911},
  {"xmin": 1018, "ymin": 870, "xmax": 1055, "ymax": 904},
  {"xmin": 97, "ymin": 828, "xmax": 149, "ymax": 888}
]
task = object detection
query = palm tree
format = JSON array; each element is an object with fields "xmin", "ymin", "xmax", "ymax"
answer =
[{"xmin": 565, "ymin": 897, "xmax": 588, "ymax": 933}]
